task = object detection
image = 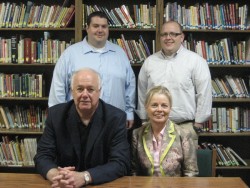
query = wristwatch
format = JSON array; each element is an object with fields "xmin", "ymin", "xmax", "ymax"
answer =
[{"xmin": 83, "ymin": 171, "xmax": 91, "ymax": 185}]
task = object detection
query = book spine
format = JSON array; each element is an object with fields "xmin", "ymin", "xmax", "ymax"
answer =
[
  {"xmin": 120, "ymin": 5, "xmax": 135, "ymax": 28},
  {"xmin": 44, "ymin": 6, "xmax": 54, "ymax": 28},
  {"xmin": 24, "ymin": 38, "xmax": 31, "ymax": 64},
  {"xmin": 120, "ymin": 34, "xmax": 134, "ymax": 63},
  {"xmin": 10, "ymin": 36, "xmax": 17, "ymax": 63},
  {"xmin": 2, "ymin": 2, "xmax": 10, "ymax": 28},
  {"xmin": 61, "ymin": 5, "xmax": 75, "ymax": 28},
  {"xmin": 5, "ymin": 3, "xmax": 13, "ymax": 28},
  {"xmin": 0, "ymin": 106, "xmax": 10, "ymax": 129},
  {"xmin": 228, "ymin": 147, "xmax": 248, "ymax": 166},
  {"xmin": 64, "ymin": 9, "xmax": 75, "ymax": 28},
  {"xmin": 139, "ymin": 35, "xmax": 151, "ymax": 56},
  {"xmin": 22, "ymin": 1, "xmax": 33, "ymax": 27},
  {"xmin": 18, "ymin": 4, "xmax": 26, "ymax": 28}
]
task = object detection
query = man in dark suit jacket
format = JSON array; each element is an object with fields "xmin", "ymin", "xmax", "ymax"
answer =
[{"xmin": 34, "ymin": 68, "xmax": 130, "ymax": 187}]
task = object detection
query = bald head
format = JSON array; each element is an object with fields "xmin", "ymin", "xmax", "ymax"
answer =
[{"xmin": 71, "ymin": 68, "xmax": 101, "ymax": 91}]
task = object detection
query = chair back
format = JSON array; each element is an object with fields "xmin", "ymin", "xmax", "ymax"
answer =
[{"xmin": 197, "ymin": 149, "xmax": 216, "ymax": 177}]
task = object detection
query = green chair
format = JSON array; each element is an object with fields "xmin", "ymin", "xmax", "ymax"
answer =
[{"xmin": 197, "ymin": 149, "xmax": 216, "ymax": 177}]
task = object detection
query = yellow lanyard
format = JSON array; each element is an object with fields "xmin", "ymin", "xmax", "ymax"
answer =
[{"xmin": 142, "ymin": 121, "xmax": 176, "ymax": 176}]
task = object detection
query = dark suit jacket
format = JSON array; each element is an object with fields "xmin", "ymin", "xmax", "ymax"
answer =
[{"xmin": 34, "ymin": 99, "xmax": 130, "ymax": 185}]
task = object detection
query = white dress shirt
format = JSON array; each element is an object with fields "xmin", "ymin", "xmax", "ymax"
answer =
[{"xmin": 137, "ymin": 45, "xmax": 212, "ymax": 123}]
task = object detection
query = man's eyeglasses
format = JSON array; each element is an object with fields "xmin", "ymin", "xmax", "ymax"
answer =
[{"xmin": 160, "ymin": 32, "xmax": 182, "ymax": 38}]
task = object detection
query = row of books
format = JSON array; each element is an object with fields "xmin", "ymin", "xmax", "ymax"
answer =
[
  {"xmin": 0, "ymin": 33, "xmax": 73, "ymax": 64},
  {"xmin": 183, "ymin": 37, "xmax": 250, "ymax": 65},
  {"xmin": 0, "ymin": 35, "xmax": 249, "ymax": 65},
  {"xmin": 211, "ymin": 76, "xmax": 249, "ymax": 98},
  {"xmin": 200, "ymin": 142, "xmax": 248, "ymax": 166},
  {"xmin": 0, "ymin": 136, "xmax": 37, "ymax": 166},
  {"xmin": 164, "ymin": 2, "xmax": 249, "ymax": 30},
  {"xmin": 0, "ymin": 73, "xmax": 44, "ymax": 98},
  {"xmin": 1, "ymin": 34, "xmax": 249, "ymax": 65},
  {"xmin": 0, "ymin": 1, "xmax": 75, "ymax": 28},
  {"xmin": 110, "ymin": 34, "xmax": 152, "ymax": 64},
  {"xmin": 0, "ymin": 105, "xmax": 47, "ymax": 129},
  {"xmin": 83, "ymin": 4, "xmax": 156, "ymax": 28},
  {"xmin": 0, "ymin": 33, "xmax": 151, "ymax": 64},
  {"xmin": 203, "ymin": 107, "xmax": 250, "ymax": 133}
]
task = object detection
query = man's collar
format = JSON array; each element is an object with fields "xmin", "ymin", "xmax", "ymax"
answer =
[
  {"xmin": 161, "ymin": 45, "xmax": 183, "ymax": 59},
  {"xmin": 82, "ymin": 37, "xmax": 115, "ymax": 54}
]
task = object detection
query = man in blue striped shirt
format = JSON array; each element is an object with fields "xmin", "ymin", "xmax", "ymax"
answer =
[{"xmin": 49, "ymin": 11, "xmax": 136, "ymax": 129}]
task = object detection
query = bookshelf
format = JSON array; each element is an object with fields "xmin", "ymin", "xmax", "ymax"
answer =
[
  {"xmin": 0, "ymin": 0, "xmax": 250, "ymax": 185},
  {"xmin": 0, "ymin": 0, "xmax": 76, "ymax": 172}
]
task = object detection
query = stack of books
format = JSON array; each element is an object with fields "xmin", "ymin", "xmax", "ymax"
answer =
[{"xmin": 200, "ymin": 142, "xmax": 248, "ymax": 167}]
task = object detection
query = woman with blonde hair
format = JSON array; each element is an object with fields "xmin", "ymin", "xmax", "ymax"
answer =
[{"xmin": 131, "ymin": 86, "xmax": 198, "ymax": 176}]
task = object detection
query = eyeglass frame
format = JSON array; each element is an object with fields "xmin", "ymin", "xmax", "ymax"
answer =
[{"xmin": 160, "ymin": 32, "xmax": 182, "ymax": 38}]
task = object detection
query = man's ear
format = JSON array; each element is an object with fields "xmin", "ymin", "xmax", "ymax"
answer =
[{"xmin": 181, "ymin": 33, "xmax": 185, "ymax": 42}]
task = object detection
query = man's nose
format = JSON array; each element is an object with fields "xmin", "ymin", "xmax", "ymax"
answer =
[
  {"xmin": 80, "ymin": 89, "xmax": 89, "ymax": 96},
  {"xmin": 97, "ymin": 26, "xmax": 103, "ymax": 31}
]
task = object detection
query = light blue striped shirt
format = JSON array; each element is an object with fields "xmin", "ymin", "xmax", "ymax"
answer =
[{"xmin": 49, "ymin": 37, "xmax": 136, "ymax": 120}]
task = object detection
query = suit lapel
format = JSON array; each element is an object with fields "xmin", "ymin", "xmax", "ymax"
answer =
[
  {"xmin": 160, "ymin": 121, "xmax": 176, "ymax": 164},
  {"xmin": 85, "ymin": 102, "xmax": 104, "ymax": 159},
  {"xmin": 143, "ymin": 125, "xmax": 154, "ymax": 160},
  {"xmin": 66, "ymin": 105, "xmax": 81, "ymax": 161},
  {"xmin": 142, "ymin": 124, "xmax": 154, "ymax": 174}
]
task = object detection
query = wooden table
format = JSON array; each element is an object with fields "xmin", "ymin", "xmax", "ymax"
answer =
[
  {"xmin": 90, "ymin": 176, "xmax": 249, "ymax": 188},
  {"xmin": 0, "ymin": 173, "xmax": 248, "ymax": 188},
  {"xmin": 0, "ymin": 173, "xmax": 50, "ymax": 188}
]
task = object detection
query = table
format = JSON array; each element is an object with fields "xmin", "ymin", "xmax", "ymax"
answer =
[
  {"xmin": 89, "ymin": 176, "xmax": 249, "ymax": 188},
  {"xmin": 0, "ymin": 173, "xmax": 248, "ymax": 188}
]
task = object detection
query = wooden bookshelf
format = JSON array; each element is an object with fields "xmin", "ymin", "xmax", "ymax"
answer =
[
  {"xmin": 216, "ymin": 159, "xmax": 250, "ymax": 170},
  {"xmin": 200, "ymin": 132, "xmax": 250, "ymax": 137},
  {"xmin": 0, "ymin": 128, "xmax": 43, "ymax": 135},
  {"xmin": 0, "ymin": 0, "xmax": 76, "ymax": 172},
  {"xmin": 212, "ymin": 98, "xmax": 250, "ymax": 103},
  {"xmin": 183, "ymin": 29, "xmax": 250, "ymax": 33}
]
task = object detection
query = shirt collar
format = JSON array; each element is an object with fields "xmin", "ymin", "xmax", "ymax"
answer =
[
  {"xmin": 152, "ymin": 124, "xmax": 166, "ymax": 142},
  {"xmin": 160, "ymin": 45, "xmax": 183, "ymax": 59},
  {"xmin": 82, "ymin": 37, "xmax": 115, "ymax": 54}
]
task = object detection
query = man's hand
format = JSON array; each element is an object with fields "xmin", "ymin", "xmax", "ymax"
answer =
[
  {"xmin": 50, "ymin": 167, "xmax": 74, "ymax": 188},
  {"xmin": 52, "ymin": 170, "xmax": 85, "ymax": 188},
  {"xmin": 48, "ymin": 166, "xmax": 85, "ymax": 188},
  {"xmin": 126, "ymin": 120, "xmax": 134, "ymax": 129},
  {"xmin": 193, "ymin": 122, "xmax": 203, "ymax": 133},
  {"xmin": 194, "ymin": 122, "xmax": 203, "ymax": 129}
]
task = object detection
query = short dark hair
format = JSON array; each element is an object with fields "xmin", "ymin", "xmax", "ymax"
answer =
[{"xmin": 86, "ymin": 11, "xmax": 109, "ymax": 26}]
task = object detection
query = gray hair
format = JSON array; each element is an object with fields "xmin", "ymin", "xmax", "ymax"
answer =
[{"xmin": 70, "ymin": 68, "xmax": 102, "ymax": 90}]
